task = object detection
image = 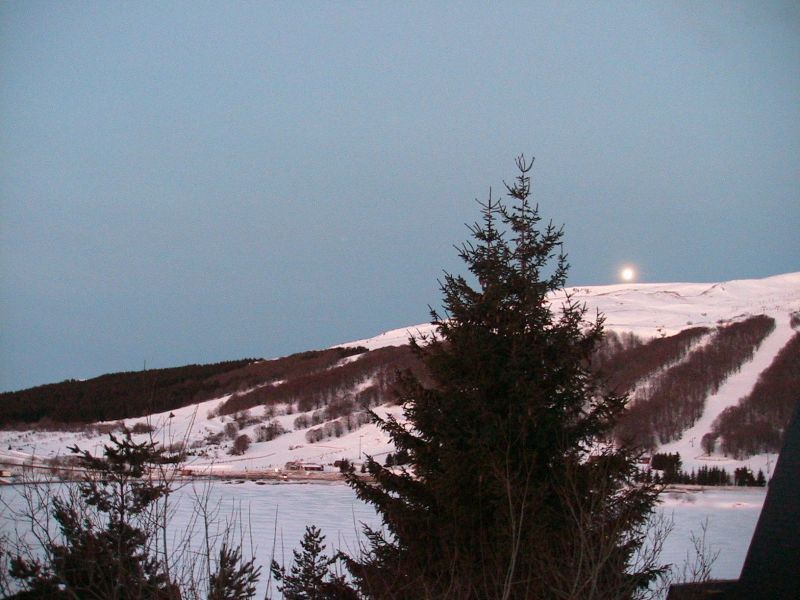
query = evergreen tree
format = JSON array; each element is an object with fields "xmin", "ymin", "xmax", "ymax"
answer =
[
  {"xmin": 208, "ymin": 544, "xmax": 261, "ymax": 600},
  {"xmin": 755, "ymin": 469, "xmax": 766, "ymax": 487},
  {"xmin": 8, "ymin": 431, "xmax": 260, "ymax": 600},
  {"xmin": 269, "ymin": 526, "xmax": 355, "ymax": 600},
  {"xmin": 9, "ymin": 432, "xmax": 179, "ymax": 599},
  {"xmin": 344, "ymin": 157, "xmax": 663, "ymax": 599}
]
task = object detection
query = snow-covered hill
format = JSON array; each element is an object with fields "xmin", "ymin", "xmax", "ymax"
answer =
[{"xmin": 1, "ymin": 272, "xmax": 798, "ymax": 480}]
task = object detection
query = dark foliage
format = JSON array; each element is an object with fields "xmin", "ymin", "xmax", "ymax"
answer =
[
  {"xmin": 650, "ymin": 452, "xmax": 682, "ymax": 481},
  {"xmin": 635, "ymin": 464, "xmax": 738, "ymax": 486},
  {"xmin": 709, "ymin": 331, "xmax": 800, "ymax": 458},
  {"xmin": 0, "ymin": 347, "xmax": 372, "ymax": 427},
  {"xmin": 219, "ymin": 346, "xmax": 422, "ymax": 417},
  {"xmin": 634, "ymin": 453, "xmax": 766, "ymax": 487},
  {"xmin": 697, "ymin": 466, "xmax": 733, "ymax": 486},
  {"xmin": 616, "ymin": 315, "xmax": 775, "ymax": 449},
  {"xmin": 0, "ymin": 359, "xmax": 257, "ymax": 426},
  {"xmin": 269, "ymin": 526, "xmax": 355, "ymax": 600},
  {"xmin": 595, "ymin": 327, "xmax": 708, "ymax": 395},
  {"xmin": 338, "ymin": 158, "xmax": 663, "ymax": 599},
  {"xmin": 208, "ymin": 544, "xmax": 261, "ymax": 600},
  {"xmin": 8, "ymin": 433, "xmax": 178, "ymax": 599}
]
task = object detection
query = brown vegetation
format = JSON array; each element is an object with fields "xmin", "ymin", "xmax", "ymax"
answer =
[
  {"xmin": 708, "ymin": 331, "xmax": 800, "ymax": 458},
  {"xmin": 217, "ymin": 344, "xmax": 424, "ymax": 416},
  {"xmin": 594, "ymin": 327, "xmax": 708, "ymax": 394},
  {"xmin": 616, "ymin": 315, "xmax": 776, "ymax": 449},
  {"xmin": 0, "ymin": 359, "xmax": 257, "ymax": 426},
  {"xmin": 0, "ymin": 347, "xmax": 367, "ymax": 427}
]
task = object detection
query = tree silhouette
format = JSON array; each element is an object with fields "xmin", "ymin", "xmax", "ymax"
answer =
[{"xmin": 342, "ymin": 157, "xmax": 663, "ymax": 599}]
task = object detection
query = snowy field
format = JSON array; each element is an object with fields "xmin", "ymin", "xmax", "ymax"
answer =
[{"xmin": 1, "ymin": 482, "xmax": 765, "ymax": 598}]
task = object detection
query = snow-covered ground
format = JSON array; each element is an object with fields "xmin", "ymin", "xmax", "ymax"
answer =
[
  {"xmin": 345, "ymin": 272, "xmax": 800, "ymax": 346},
  {"xmin": 658, "ymin": 487, "xmax": 765, "ymax": 582},
  {"xmin": 657, "ymin": 316, "xmax": 795, "ymax": 474},
  {"xmin": 0, "ymin": 481, "xmax": 766, "ymax": 599},
  {"xmin": 2, "ymin": 272, "xmax": 797, "ymax": 479},
  {"xmin": 0, "ymin": 272, "xmax": 795, "ymax": 598},
  {"xmin": 0, "ymin": 393, "xmax": 404, "ymax": 475}
]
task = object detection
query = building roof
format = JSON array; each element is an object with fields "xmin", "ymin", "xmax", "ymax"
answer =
[
  {"xmin": 669, "ymin": 398, "xmax": 800, "ymax": 600},
  {"xmin": 734, "ymin": 398, "xmax": 800, "ymax": 599}
]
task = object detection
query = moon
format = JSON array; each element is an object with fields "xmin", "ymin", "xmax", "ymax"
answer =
[{"xmin": 620, "ymin": 267, "xmax": 636, "ymax": 282}]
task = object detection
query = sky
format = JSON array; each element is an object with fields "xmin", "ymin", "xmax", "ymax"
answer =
[{"xmin": 1, "ymin": 2, "xmax": 799, "ymax": 392}]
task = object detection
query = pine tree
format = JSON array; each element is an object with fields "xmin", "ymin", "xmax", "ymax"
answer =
[
  {"xmin": 270, "ymin": 525, "xmax": 355, "ymax": 600},
  {"xmin": 208, "ymin": 544, "xmax": 261, "ymax": 600},
  {"xmin": 8, "ymin": 431, "xmax": 261, "ymax": 600},
  {"xmin": 755, "ymin": 469, "xmax": 766, "ymax": 487},
  {"xmin": 344, "ymin": 157, "xmax": 663, "ymax": 599},
  {"xmin": 9, "ymin": 432, "xmax": 179, "ymax": 599}
]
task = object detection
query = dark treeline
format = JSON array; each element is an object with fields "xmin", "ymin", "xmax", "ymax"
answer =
[
  {"xmin": 217, "ymin": 344, "xmax": 424, "ymax": 416},
  {"xmin": 0, "ymin": 359, "xmax": 256, "ymax": 426},
  {"xmin": 0, "ymin": 347, "xmax": 366, "ymax": 427},
  {"xmin": 636, "ymin": 452, "xmax": 766, "ymax": 487},
  {"xmin": 3, "ymin": 314, "xmax": 791, "ymax": 460},
  {"xmin": 707, "ymin": 330, "xmax": 800, "ymax": 458},
  {"xmin": 616, "ymin": 315, "xmax": 776, "ymax": 449},
  {"xmin": 594, "ymin": 327, "xmax": 709, "ymax": 394}
]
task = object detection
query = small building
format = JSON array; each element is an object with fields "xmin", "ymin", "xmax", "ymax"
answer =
[{"xmin": 284, "ymin": 461, "xmax": 324, "ymax": 472}]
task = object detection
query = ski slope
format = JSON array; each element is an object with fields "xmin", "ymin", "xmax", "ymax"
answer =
[{"xmin": 0, "ymin": 272, "xmax": 798, "ymax": 478}]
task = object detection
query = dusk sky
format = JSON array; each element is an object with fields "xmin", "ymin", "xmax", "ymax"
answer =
[{"xmin": 2, "ymin": 2, "xmax": 798, "ymax": 392}]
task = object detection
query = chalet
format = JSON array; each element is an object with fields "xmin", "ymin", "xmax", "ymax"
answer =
[{"xmin": 284, "ymin": 461, "xmax": 324, "ymax": 472}]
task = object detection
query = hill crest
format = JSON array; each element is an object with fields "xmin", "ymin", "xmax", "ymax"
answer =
[{"xmin": 1, "ymin": 272, "xmax": 798, "ymax": 479}]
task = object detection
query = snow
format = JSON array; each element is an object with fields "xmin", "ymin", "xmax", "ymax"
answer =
[
  {"xmin": 340, "ymin": 323, "xmax": 437, "ymax": 351},
  {"xmin": 0, "ymin": 399, "xmax": 404, "ymax": 477},
  {"xmin": 658, "ymin": 317, "xmax": 796, "ymax": 474},
  {"xmin": 560, "ymin": 272, "xmax": 800, "ymax": 337},
  {"xmin": 658, "ymin": 487, "xmax": 765, "ymax": 581},
  {"xmin": 0, "ymin": 482, "xmax": 766, "ymax": 598},
  {"xmin": 0, "ymin": 272, "xmax": 795, "ymax": 596},
  {"xmin": 1, "ymin": 272, "xmax": 798, "ymax": 480}
]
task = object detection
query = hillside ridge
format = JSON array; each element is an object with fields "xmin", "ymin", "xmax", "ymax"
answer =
[{"xmin": 1, "ymin": 272, "xmax": 798, "ymax": 480}]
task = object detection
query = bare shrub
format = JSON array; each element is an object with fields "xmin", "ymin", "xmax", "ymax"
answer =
[
  {"xmin": 224, "ymin": 421, "xmax": 239, "ymax": 440},
  {"xmin": 254, "ymin": 420, "xmax": 285, "ymax": 443},
  {"xmin": 131, "ymin": 420, "xmax": 155, "ymax": 434},
  {"xmin": 305, "ymin": 428, "xmax": 323, "ymax": 444},
  {"xmin": 94, "ymin": 421, "xmax": 125, "ymax": 435},
  {"xmin": 229, "ymin": 434, "xmax": 251, "ymax": 456}
]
